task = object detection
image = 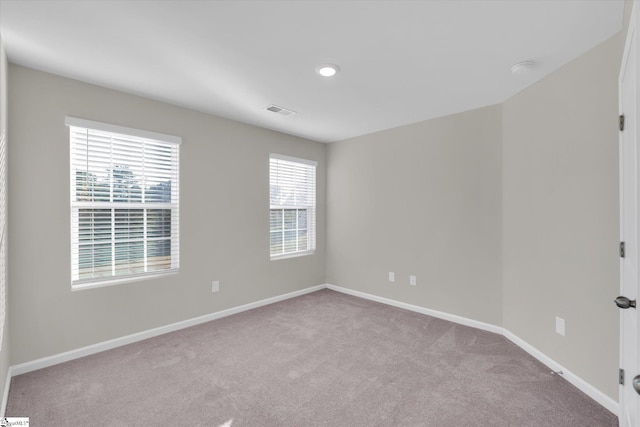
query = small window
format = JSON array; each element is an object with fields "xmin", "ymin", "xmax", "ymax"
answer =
[
  {"xmin": 269, "ymin": 154, "xmax": 317, "ymax": 259},
  {"xmin": 66, "ymin": 117, "xmax": 180, "ymax": 289}
]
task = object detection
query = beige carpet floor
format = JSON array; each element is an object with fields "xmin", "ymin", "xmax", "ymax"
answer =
[{"xmin": 6, "ymin": 289, "xmax": 617, "ymax": 426}]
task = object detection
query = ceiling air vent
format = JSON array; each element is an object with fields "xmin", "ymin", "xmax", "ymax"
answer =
[{"xmin": 265, "ymin": 104, "xmax": 297, "ymax": 117}]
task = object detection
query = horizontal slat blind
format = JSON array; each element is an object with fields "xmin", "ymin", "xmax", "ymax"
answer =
[
  {"xmin": 0, "ymin": 128, "xmax": 6, "ymax": 349},
  {"xmin": 269, "ymin": 154, "xmax": 316, "ymax": 258},
  {"xmin": 68, "ymin": 118, "xmax": 180, "ymax": 287}
]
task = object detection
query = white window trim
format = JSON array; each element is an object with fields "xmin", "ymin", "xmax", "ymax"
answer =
[
  {"xmin": 270, "ymin": 249, "xmax": 316, "ymax": 261},
  {"xmin": 67, "ymin": 117, "xmax": 181, "ymax": 290},
  {"xmin": 71, "ymin": 270, "xmax": 179, "ymax": 292},
  {"xmin": 269, "ymin": 153, "xmax": 318, "ymax": 167},
  {"xmin": 269, "ymin": 153, "xmax": 317, "ymax": 260},
  {"xmin": 65, "ymin": 117, "xmax": 182, "ymax": 146}
]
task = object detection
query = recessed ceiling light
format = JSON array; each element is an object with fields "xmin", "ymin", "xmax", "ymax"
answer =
[
  {"xmin": 511, "ymin": 61, "xmax": 535, "ymax": 76},
  {"xmin": 316, "ymin": 64, "xmax": 340, "ymax": 77}
]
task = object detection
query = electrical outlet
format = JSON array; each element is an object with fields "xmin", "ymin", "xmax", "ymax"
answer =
[
  {"xmin": 555, "ymin": 317, "xmax": 565, "ymax": 336},
  {"xmin": 410, "ymin": 275, "xmax": 417, "ymax": 286},
  {"xmin": 212, "ymin": 280, "xmax": 220, "ymax": 293},
  {"xmin": 388, "ymin": 272, "xmax": 395, "ymax": 282}
]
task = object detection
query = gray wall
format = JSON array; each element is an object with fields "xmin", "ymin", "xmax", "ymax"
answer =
[
  {"xmin": 8, "ymin": 65, "xmax": 326, "ymax": 364},
  {"xmin": 502, "ymin": 32, "xmax": 623, "ymax": 400},
  {"xmin": 326, "ymin": 105, "xmax": 504, "ymax": 326},
  {"xmin": 0, "ymin": 34, "xmax": 10, "ymax": 410}
]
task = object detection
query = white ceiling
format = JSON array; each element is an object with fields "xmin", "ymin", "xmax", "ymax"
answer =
[{"xmin": 0, "ymin": 0, "xmax": 625, "ymax": 143}]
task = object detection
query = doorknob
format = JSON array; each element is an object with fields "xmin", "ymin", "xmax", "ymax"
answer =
[
  {"xmin": 614, "ymin": 296, "xmax": 636, "ymax": 309},
  {"xmin": 634, "ymin": 375, "xmax": 640, "ymax": 395}
]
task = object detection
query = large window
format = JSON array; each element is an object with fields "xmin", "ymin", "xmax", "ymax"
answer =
[
  {"xmin": 67, "ymin": 117, "xmax": 180, "ymax": 289},
  {"xmin": 269, "ymin": 154, "xmax": 316, "ymax": 259}
]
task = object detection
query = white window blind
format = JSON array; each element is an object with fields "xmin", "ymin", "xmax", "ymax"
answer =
[
  {"xmin": 0, "ymin": 128, "xmax": 6, "ymax": 350},
  {"xmin": 66, "ymin": 117, "xmax": 180, "ymax": 289},
  {"xmin": 269, "ymin": 154, "xmax": 316, "ymax": 259}
]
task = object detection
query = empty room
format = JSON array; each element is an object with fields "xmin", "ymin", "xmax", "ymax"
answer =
[{"xmin": 0, "ymin": 0, "xmax": 638, "ymax": 425}]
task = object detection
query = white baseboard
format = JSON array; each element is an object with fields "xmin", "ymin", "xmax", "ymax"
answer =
[
  {"xmin": 10, "ymin": 284, "xmax": 325, "ymax": 377},
  {"xmin": 325, "ymin": 284, "xmax": 503, "ymax": 335},
  {"xmin": 503, "ymin": 329, "xmax": 619, "ymax": 415},
  {"xmin": 3, "ymin": 282, "xmax": 620, "ymax": 418},
  {"xmin": 325, "ymin": 284, "xmax": 619, "ymax": 416}
]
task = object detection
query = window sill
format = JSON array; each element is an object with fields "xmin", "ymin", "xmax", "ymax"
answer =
[
  {"xmin": 270, "ymin": 250, "xmax": 315, "ymax": 261},
  {"xmin": 71, "ymin": 270, "xmax": 178, "ymax": 291}
]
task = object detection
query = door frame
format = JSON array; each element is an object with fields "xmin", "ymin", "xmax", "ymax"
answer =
[{"xmin": 619, "ymin": 2, "xmax": 640, "ymax": 425}]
